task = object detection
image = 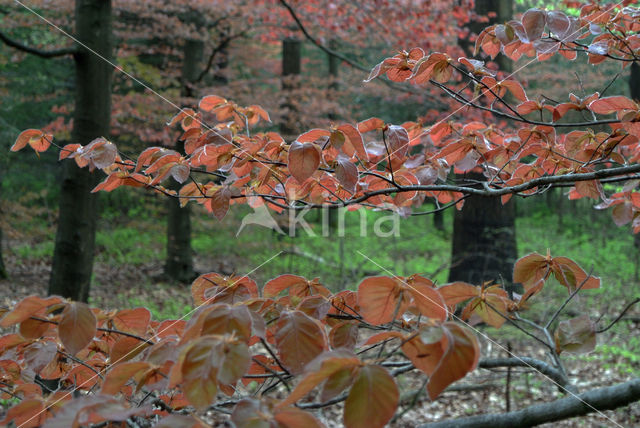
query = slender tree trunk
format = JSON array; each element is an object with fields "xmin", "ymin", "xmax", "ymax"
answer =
[
  {"xmin": 0, "ymin": 182, "xmax": 6, "ymax": 279},
  {"xmin": 433, "ymin": 209, "xmax": 444, "ymax": 231},
  {"xmin": 0, "ymin": 227, "xmax": 5, "ymax": 280},
  {"xmin": 48, "ymin": 0, "xmax": 112, "ymax": 302},
  {"xmin": 164, "ymin": 39, "xmax": 203, "ymax": 283},
  {"xmin": 326, "ymin": 41, "xmax": 339, "ymax": 232},
  {"xmin": 212, "ymin": 24, "xmax": 230, "ymax": 86},
  {"xmin": 280, "ymin": 37, "xmax": 302, "ymax": 136},
  {"xmin": 449, "ymin": 0, "xmax": 517, "ymax": 288},
  {"xmin": 631, "ymin": 62, "xmax": 640, "ymax": 253}
]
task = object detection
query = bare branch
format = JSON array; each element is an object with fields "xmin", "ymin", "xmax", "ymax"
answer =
[
  {"xmin": 419, "ymin": 377, "xmax": 640, "ymax": 428},
  {"xmin": 597, "ymin": 297, "xmax": 640, "ymax": 333},
  {"xmin": 276, "ymin": 0, "xmax": 446, "ymax": 106},
  {"xmin": 478, "ymin": 357, "xmax": 568, "ymax": 388},
  {"xmin": 0, "ymin": 30, "xmax": 77, "ymax": 58}
]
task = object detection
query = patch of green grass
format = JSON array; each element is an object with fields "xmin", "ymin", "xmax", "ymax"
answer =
[
  {"xmin": 12, "ymin": 240, "xmax": 54, "ymax": 260},
  {"xmin": 126, "ymin": 295, "xmax": 191, "ymax": 321},
  {"xmin": 95, "ymin": 224, "xmax": 165, "ymax": 265},
  {"xmin": 195, "ymin": 206, "xmax": 453, "ymax": 290}
]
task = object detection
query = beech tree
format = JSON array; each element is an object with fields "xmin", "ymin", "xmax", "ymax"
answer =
[
  {"xmin": 4, "ymin": 2, "xmax": 640, "ymax": 428},
  {"xmin": 1, "ymin": 0, "xmax": 113, "ymax": 302}
]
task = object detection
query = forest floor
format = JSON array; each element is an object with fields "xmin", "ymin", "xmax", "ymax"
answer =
[{"xmin": 2, "ymin": 194, "xmax": 640, "ymax": 427}]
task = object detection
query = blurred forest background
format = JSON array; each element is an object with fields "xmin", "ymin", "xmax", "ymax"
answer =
[{"xmin": 0, "ymin": 0, "xmax": 639, "ymax": 423}]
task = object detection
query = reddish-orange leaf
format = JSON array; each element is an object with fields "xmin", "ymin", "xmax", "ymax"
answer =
[
  {"xmin": 198, "ymin": 95, "xmax": 227, "ymax": 112},
  {"xmin": 279, "ymin": 351, "xmax": 360, "ymax": 407},
  {"xmin": 207, "ymin": 186, "xmax": 232, "ymax": 221},
  {"xmin": 296, "ymin": 295, "xmax": 330, "ymax": 320},
  {"xmin": 191, "ymin": 273, "xmax": 258, "ymax": 306},
  {"xmin": 589, "ymin": 96, "xmax": 638, "ymax": 115},
  {"xmin": 343, "ymin": 365, "xmax": 398, "ymax": 428},
  {"xmin": 0, "ymin": 295, "xmax": 63, "ymax": 328},
  {"xmin": 0, "ymin": 398, "xmax": 46, "ymax": 428},
  {"xmin": 427, "ymin": 322, "xmax": 479, "ymax": 400},
  {"xmin": 201, "ymin": 304, "xmax": 253, "ymax": 343},
  {"xmin": 101, "ymin": 361, "xmax": 151, "ymax": 395},
  {"xmin": 180, "ymin": 336, "xmax": 220, "ymax": 410},
  {"xmin": 520, "ymin": 8, "xmax": 546, "ymax": 42},
  {"xmin": 402, "ymin": 327, "xmax": 445, "ymax": 376},
  {"xmin": 110, "ymin": 336, "xmax": 150, "ymax": 363},
  {"xmin": 275, "ymin": 310, "xmax": 328, "ymax": 375},
  {"xmin": 297, "ymin": 128, "xmax": 331, "ymax": 143},
  {"xmin": 111, "ymin": 308, "xmax": 151, "ymax": 336},
  {"xmin": 335, "ymin": 155, "xmax": 359, "ymax": 193},
  {"xmin": 263, "ymin": 274, "xmax": 330, "ymax": 299},
  {"xmin": 337, "ymin": 124, "xmax": 368, "ymax": 161},
  {"xmin": 11, "ymin": 129, "xmax": 51, "ymax": 153},
  {"xmin": 357, "ymin": 117, "xmax": 385, "ymax": 134},
  {"xmin": 321, "ymin": 366, "xmax": 359, "ymax": 402},
  {"xmin": 329, "ymin": 321, "xmax": 358, "ymax": 350},
  {"xmin": 438, "ymin": 282, "xmax": 478, "ymax": 307},
  {"xmin": 513, "ymin": 252, "xmax": 549, "ymax": 290},
  {"xmin": 274, "ymin": 407, "xmax": 324, "ymax": 428},
  {"xmin": 517, "ymin": 100, "xmax": 543, "ymax": 115},
  {"xmin": 500, "ymin": 80, "xmax": 528, "ymax": 102},
  {"xmin": 288, "ymin": 141, "xmax": 321, "ymax": 183},
  {"xmin": 357, "ymin": 276, "xmax": 407, "ymax": 325},
  {"xmin": 57, "ymin": 302, "xmax": 97, "ymax": 356},
  {"xmin": 406, "ymin": 279, "xmax": 448, "ymax": 321},
  {"xmin": 384, "ymin": 125, "xmax": 409, "ymax": 158},
  {"xmin": 19, "ymin": 316, "xmax": 52, "ymax": 339},
  {"xmin": 263, "ymin": 274, "xmax": 309, "ymax": 298},
  {"xmin": 551, "ymin": 257, "xmax": 600, "ymax": 292},
  {"xmin": 363, "ymin": 331, "xmax": 405, "ymax": 346}
]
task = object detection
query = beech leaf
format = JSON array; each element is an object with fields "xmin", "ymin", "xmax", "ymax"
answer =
[{"xmin": 58, "ymin": 302, "xmax": 97, "ymax": 356}]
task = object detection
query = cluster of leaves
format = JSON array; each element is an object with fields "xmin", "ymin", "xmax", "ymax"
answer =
[
  {"xmin": 5, "ymin": 1, "xmax": 640, "ymax": 425},
  {"xmin": 13, "ymin": 6, "xmax": 640, "ymax": 233},
  {"xmin": 0, "ymin": 251, "xmax": 601, "ymax": 427}
]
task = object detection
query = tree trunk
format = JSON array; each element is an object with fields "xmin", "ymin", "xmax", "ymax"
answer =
[
  {"xmin": 48, "ymin": 0, "xmax": 112, "ymax": 302},
  {"xmin": 0, "ymin": 181, "xmax": 6, "ymax": 279},
  {"xmin": 449, "ymin": 0, "xmax": 516, "ymax": 288},
  {"xmin": 164, "ymin": 39, "xmax": 203, "ymax": 283},
  {"xmin": 449, "ymin": 173, "xmax": 517, "ymax": 285},
  {"xmin": 280, "ymin": 37, "xmax": 302, "ymax": 136},
  {"xmin": 212, "ymin": 23, "xmax": 230, "ymax": 86},
  {"xmin": 631, "ymin": 62, "xmax": 640, "ymax": 253},
  {"xmin": 326, "ymin": 41, "xmax": 339, "ymax": 231}
]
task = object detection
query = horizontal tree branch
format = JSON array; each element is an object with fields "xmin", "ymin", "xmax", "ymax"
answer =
[
  {"xmin": 277, "ymin": 0, "xmax": 446, "ymax": 107},
  {"xmin": 478, "ymin": 357, "xmax": 568, "ymax": 388},
  {"xmin": 0, "ymin": 30, "xmax": 78, "ymax": 58},
  {"xmin": 419, "ymin": 377, "xmax": 640, "ymax": 428}
]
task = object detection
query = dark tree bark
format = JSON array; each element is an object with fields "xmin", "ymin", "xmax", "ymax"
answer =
[
  {"xmin": 420, "ymin": 377, "xmax": 640, "ymax": 428},
  {"xmin": 325, "ymin": 41, "xmax": 339, "ymax": 232},
  {"xmin": 449, "ymin": 0, "xmax": 517, "ymax": 288},
  {"xmin": 0, "ymin": 183, "xmax": 6, "ymax": 279},
  {"xmin": 280, "ymin": 37, "xmax": 302, "ymax": 136},
  {"xmin": 48, "ymin": 0, "xmax": 113, "ymax": 302},
  {"xmin": 164, "ymin": 39, "xmax": 203, "ymax": 283},
  {"xmin": 449, "ymin": 174, "xmax": 517, "ymax": 285},
  {"xmin": 631, "ymin": 62, "xmax": 640, "ymax": 254},
  {"xmin": 0, "ymin": 227, "xmax": 6, "ymax": 280}
]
